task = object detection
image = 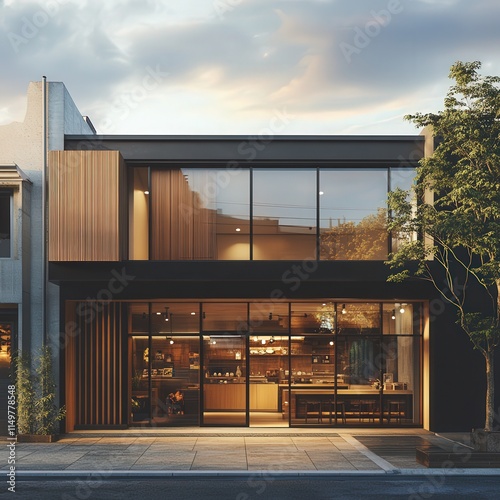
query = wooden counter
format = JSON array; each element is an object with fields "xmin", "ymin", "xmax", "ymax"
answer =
[
  {"xmin": 204, "ymin": 383, "xmax": 245, "ymax": 411},
  {"xmin": 250, "ymin": 384, "xmax": 278, "ymax": 411},
  {"xmin": 280, "ymin": 385, "xmax": 414, "ymax": 423}
]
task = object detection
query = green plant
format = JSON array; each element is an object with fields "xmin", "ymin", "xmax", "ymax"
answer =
[
  {"xmin": 15, "ymin": 346, "xmax": 66, "ymax": 435},
  {"xmin": 388, "ymin": 61, "xmax": 500, "ymax": 431},
  {"xmin": 131, "ymin": 370, "xmax": 142, "ymax": 391},
  {"xmin": 14, "ymin": 352, "xmax": 36, "ymax": 435}
]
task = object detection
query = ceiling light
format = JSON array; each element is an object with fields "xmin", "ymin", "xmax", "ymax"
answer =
[
  {"xmin": 191, "ymin": 312, "xmax": 196, "ymax": 316},
  {"xmin": 329, "ymin": 340, "xmax": 334, "ymax": 346},
  {"xmin": 144, "ymin": 190, "xmax": 149, "ymax": 195},
  {"xmin": 341, "ymin": 304, "xmax": 346, "ymax": 314},
  {"xmin": 236, "ymin": 228, "xmax": 241, "ymax": 232},
  {"xmin": 319, "ymin": 191, "xmax": 324, "ymax": 196}
]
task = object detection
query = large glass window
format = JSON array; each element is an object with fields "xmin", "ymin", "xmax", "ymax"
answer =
[
  {"xmin": 74, "ymin": 300, "xmax": 422, "ymax": 429},
  {"xmin": 144, "ymin": 166, "xmax": 422, "ymax": 261},
  {"xmin": 0, "ymin": 192, "xmax": 11, "ymax": 258},
  {"xmin": 150, "ymin": 167, "xmax": 250, "ymax": 260},
  {"xmin": 202, "ymin": 303, "xmax": 248, "ymax": 333},
  {"xmin": 253, "ymin": 169, "xmax": 316, "ymax": 260},
  {"xmin": 319, "ymin": 169, "xmax": 388, "ymax": 260}
]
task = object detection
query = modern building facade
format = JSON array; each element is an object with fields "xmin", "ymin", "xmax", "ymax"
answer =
[{"xmin": 0, "ymin": 82, "xmax": 495, "ymax": 434}]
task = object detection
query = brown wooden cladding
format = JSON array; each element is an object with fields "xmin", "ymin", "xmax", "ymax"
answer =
[
  {"xmin": 48, "ymin": 150, "xmax": 127, "ymax": 261},
  {"xmin": 65, "ymin": 302, "xmax": 127, "ymax": 429},
  {"xmin": 151, "ymin": 168, "xmax": 216, "ymax": 259}
]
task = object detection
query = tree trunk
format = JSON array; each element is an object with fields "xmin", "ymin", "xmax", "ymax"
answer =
[{"xmin": 485, "ymin": 350, "xmax": 494, "ymax": 432}]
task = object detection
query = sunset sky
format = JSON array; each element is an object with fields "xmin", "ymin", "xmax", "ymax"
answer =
[{"xmin": 1, "ymin": 0, "xmax": 499, "ymax": 135}]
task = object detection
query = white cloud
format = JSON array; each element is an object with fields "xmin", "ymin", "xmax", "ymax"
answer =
[{"xmin": 0, "ymin": 0, "xmax": 499, "ymax": 133}]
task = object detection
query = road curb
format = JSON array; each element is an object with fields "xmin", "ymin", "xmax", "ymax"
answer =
[{"xmin": 14, "ymin": 469, "xmax": 500, "ymax": 480}]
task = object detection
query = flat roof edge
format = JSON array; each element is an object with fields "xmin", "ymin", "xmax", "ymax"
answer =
[{"xmin": 65, "ymin": 134, "xmax": 424, "ymax": 142}]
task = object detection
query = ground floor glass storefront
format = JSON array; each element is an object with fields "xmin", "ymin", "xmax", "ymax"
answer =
[{"xmin": 66, "ymin": 300, "xmax": 423, "ymax": 429}]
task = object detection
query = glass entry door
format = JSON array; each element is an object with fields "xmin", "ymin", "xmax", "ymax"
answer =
[
  {"xmin": 202, "ymin": 335, "xmax": 247, "ymax": 425},
  {"xmin": 249, "ymin": 335, "xmax": 288, "ymax": 427}
]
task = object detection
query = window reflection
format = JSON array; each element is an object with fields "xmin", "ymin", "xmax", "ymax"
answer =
[
  {"xmin": 144, "ymin": 166, "xmax": 419, "ymax": 261},
  {"xmin": 390, "ymin": 167, "xmax": 418, "ymax": 253},
  {"xmin": 319, "ymin": 169, "xmax": 388, "ymax": 260},
  {"xmin": 150, "ymin": 168, "xmax": 250, "ymax": 260},
  {"xmin": 253, "ymin": 169, "xmax": 316, "ymax": 260}
]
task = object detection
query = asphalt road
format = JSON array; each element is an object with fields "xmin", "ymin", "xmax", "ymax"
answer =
[{"xmin": 5, "ymin": 476, "xmax": 500, "ymax": 500}]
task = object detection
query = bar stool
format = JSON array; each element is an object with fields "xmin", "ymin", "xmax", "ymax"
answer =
[
  {"xmin": 304, "ymin": 400, "xmax": 322, "ymax": 423},
  {"xmin": 387, "ymin": 401, "xmax": 405, "ymax": 423},
  {"xmin": 359, "ymin": 400, "xmax": 376, "ymax": 422},
  {"xmin": 327, "ymin": 400, "xmax": 346, "ymax": 424}
]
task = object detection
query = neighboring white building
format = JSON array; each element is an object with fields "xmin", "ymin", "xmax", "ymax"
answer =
[{"xmin": 0, "ymin": 81, "xmax": 94, "ymax": 433}]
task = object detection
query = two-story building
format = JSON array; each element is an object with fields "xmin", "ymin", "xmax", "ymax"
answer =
[{"xmin": 0, "ymin": 81, "xmax": 493, "ymax": 433}]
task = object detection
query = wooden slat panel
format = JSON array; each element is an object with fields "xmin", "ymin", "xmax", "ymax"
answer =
[
  {"xmin": 48, "ymin": 150, "xmax": 127, "ymax": 261},
  {"xmin": 151, "ymin": 168, "xmax": 216, "ymax": 259},
  {"xmin": 72, "ymin": 302, "xmax": 126, "ymax": 427},
  {"xmin": 64, "ymin": 303, "xmax": 77, "ymax": 432}
]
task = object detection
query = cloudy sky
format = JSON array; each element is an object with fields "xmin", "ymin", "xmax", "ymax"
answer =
[{"xmin": 1, "ymin": 0, "xmax": 499, "ymax": 135}]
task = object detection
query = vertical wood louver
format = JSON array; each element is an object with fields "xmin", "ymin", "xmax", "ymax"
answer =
[
  {"xmin": 65, "ymin": 301, "xmax": 127, "ymax": 429},
  {"xmin": 48, "ymin": 150, "xmax": 127, "ymax": 261}
]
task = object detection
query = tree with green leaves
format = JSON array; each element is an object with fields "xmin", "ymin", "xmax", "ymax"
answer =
[{"xmin": 387, "ymin": 61, "xmax": 500, "ymax": 432}]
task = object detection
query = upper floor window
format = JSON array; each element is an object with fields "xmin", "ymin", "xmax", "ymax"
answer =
[
  {"xmin": 0, "ymin": 191, "xmax": 11, "ymax": 258},
  {"xmin": 131, "ymin": 166, "xmax": 416, "ymax": 261},
  {"xmin": 319, "ymin": 168, "xmax": 388, "ymax": 260}
]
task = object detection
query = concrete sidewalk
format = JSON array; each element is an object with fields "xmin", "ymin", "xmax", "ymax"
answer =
[{"xmin": 4, "ymin": 428, "xmax": 499, "ymax": 477}]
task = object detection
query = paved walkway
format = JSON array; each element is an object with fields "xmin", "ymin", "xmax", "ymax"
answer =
[{"xmin": 3, "ymin": 428, "xmax": 493, "ymax": 476}]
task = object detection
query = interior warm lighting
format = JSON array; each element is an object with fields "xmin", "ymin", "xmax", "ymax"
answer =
[
  {"xmin": 165, "ymin": 316, "xmax": 169, "ymax": 322},
  {"xmin": 341, "ymin": 304, "xmax": 346, "ymax": 314},
  {"xmin": 261, "ymin": 339, "xmax": 266, "ymax": 345},
  {"xmin": 329, "ymin": 340, "xmax": 334, "ymax": 346},
  {"xmin": 391, "ymin": 309, "xmax": 396, "ymax": 320},
  {"xmin": 269, "ymin": 336, "xmax": 275, "ymax": 344},
  {"xmin": 144, "ymin": 190, "xmax": 149, "ymax": 195},
  {"xmin": 191, "ymin": 312, "xmax": 196, "ymax": 316},
  {"xmin": 211, "ymin": 339, "xmax": 216, "ymax": 345},
  {"xmin": 156, "ymin": 312, "xmax": 161, "ymax": 315},
  {"xmin": 400, "ymin": 305, "xmax": 406, "ymax": 314},
  {"xmin": 253, "ymin": 336, "xmax": 258, "ymax": 342},
  {"xmin": 235, "ymin": 228, "xmax": 241, "ymax": 232}
]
